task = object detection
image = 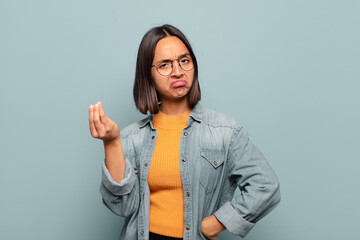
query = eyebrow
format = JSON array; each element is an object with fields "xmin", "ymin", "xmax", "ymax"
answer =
[{"xmin": 155, "ymin": 53, "xmax": 190, "ymax": 64}]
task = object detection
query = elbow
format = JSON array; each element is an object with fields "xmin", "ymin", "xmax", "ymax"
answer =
[
  {"xmin": 102, "ymin": 197, "xmax": 138, "ymax": 217},
  {"xmin": 274, "ymin": 182, "xmax": 281, "ymax": 205},
  {"xmin": 102, "ymin": 199, "xmax": 123, "ymax": 216},
  {"xmin": 269, "ymin": 178, "xmax": 281, "ymax": 207},
  {"xmin": 99, "ymin": 183, "xmax": 139, "ymax": 218},
  {"xmin": 260, "ymin": 177, "xmax": 281, "ymax": 208}
]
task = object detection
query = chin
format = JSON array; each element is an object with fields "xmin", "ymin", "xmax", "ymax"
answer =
[{"xmin": 174, "ymin": 90, "xmax": 190, "ymax": 98}]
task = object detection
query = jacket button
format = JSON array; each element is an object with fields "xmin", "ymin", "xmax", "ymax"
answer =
[
  {"xmin": 214, "ymin": 161, "xmax": 217, "ymax": 166},
  {"xmin": 182, "ymin": 158, "xmax": 186, "ymax": 162},
  {"xmin": 134, "ymin": 166, "xmax": 138, "ymax": 171},
  {"xmin": 140, "ymin": 230, "xmax": 144, "ymax": 234},
  {"xmin": 186, "ymin": 192, "xmax": 190, "ymax": 197},
  {"xmin": 144, "ymin": 163, "xmax": 148, "ymax": 167},
  {"xmin": 184, "ymin": 132, "xmax": 188, "ymax": 136},
  {"xmin": 186, "ymin": 226, "xmax": 190, "ymax": 230},
  {"xmin": 151, "ymin": 136, "xmax": 155, "ymax": 139}
]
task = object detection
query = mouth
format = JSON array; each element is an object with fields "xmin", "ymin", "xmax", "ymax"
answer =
[{"xmin": 170, "ymin": 80, "xmax": 187, "ymax": 88}]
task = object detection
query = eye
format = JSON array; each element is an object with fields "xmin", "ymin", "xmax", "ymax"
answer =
[
  {"xmin": 157, "ymin": 60, "xmax": 172, "ymax": 69},
  {"xmin": 159, "ymin": 63, "xmax": 169, "ymax": 69},
  {"xmin": 180, "ymin": 58, "xmax": 190, "ymax": 64}
]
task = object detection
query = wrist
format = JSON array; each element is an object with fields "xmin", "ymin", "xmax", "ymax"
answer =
[{"xmin": 103, "ymin": 136, "xmax": 121, "ymax": 147}]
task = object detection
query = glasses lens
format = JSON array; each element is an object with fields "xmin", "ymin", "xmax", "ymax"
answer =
[
  {"xmin": 157, "ymin": 61, "xmax": 172, "ymax": 76},
  {"xmin": 179, "ymin": 55, "xmax": 194, "ymax": 71}
]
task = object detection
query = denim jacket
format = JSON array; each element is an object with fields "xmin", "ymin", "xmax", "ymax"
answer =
[{"xmin": 100, "ymin": 103, "xmax": 280, "ymax": 240}]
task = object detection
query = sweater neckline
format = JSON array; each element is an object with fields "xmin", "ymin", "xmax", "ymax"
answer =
[{"xmin": 153, "ymin": 109, "xmax": 191, "ymax": 130}]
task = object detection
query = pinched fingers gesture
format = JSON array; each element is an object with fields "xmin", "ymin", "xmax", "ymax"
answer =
[{"xmin": 89, "ymin": 101, "xmax": 120, "ymax": 144}]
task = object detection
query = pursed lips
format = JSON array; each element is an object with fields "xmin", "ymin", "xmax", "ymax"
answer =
[{"xmin": 170, "ymin": 80, "xmax": 187, "ymax": 88}]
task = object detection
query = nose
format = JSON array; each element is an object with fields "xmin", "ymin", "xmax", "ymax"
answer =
[{"xmin": 171, "ymin": 60, "xmax": 183, "ymax": 78}]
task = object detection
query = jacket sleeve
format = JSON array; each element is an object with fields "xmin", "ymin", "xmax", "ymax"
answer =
[
  {"xmin": 214, "ymin": 127, "xmax": 281, "ymax": 238},
  {"xmin": 99, "ymin": 157, "xmax": 140, "ymax": 217}
]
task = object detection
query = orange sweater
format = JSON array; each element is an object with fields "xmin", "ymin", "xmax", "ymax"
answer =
[{"xmin": 147, "ymin": 110, "xmax": 191, "ymax": 238}]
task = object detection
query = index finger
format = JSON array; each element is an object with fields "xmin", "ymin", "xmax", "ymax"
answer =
[
  {"xmin": 89, "ymin": 105, "xmax": 98, "ymax": 137},
  {"xmin": 99, "ymin": 101, "xmax": 106, "ymax": 121}
]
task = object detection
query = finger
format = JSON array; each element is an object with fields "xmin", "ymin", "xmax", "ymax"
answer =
[
  {"xmin": 89, "ymin": 105, "xmax": 98, "ymax": 137},
  {"xmin": 93, "ymin": 103, "xmax": 105, "ymax": 137},
  {"xmin": 98, "ymin": 101, "xmax": 108, "ymax": 128},
  {"xmin": 100, "ymin": 102, "xmax": 112, "ymax": 132}
]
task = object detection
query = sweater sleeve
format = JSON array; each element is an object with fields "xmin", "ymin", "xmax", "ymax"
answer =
[{"xmin": 214, "ymin": 127, "xmax": 281, "ymax": 237}]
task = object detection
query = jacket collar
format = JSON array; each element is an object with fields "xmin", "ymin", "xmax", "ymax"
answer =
[
  {"xmin": 189, "ymin": 102, "xmax": 203, "ymax": 123},
  {"xmin": 139, "ymin": 102, "xmax": 203, "ymax": 129}
]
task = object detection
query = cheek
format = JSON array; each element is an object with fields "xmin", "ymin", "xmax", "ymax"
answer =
[
  {"xmin": 151, "ymin": 71, "xmax": 161, "ymax": 88},
  {"xmin": 151, "ymin": 70, "xmax": 157, "ymax": 84},
  {"xmin": 188, "ymin": 71, "xmax": 195, "ymax": 85},
  {"xmin": 151, "ymin": 74, "xmax": 168, "ymax": 93}
]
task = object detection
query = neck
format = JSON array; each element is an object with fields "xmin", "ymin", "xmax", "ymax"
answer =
[{"xmin": 159, "ymin": 98, "xmax": 191, "ymax": 116}]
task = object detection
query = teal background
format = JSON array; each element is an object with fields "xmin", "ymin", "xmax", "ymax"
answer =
[{"xmin": 1, "ymin": 0, "xmax": 359, "ymax": 239}]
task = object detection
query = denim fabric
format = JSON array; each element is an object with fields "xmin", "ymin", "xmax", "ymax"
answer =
[{"xmin": 100, "ymin": 103, "xmax": 280, "ymax": 240}]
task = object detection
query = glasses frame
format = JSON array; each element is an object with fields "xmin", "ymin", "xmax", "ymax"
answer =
[{"xmin": 151, "ymin": 54, "xmax": 194, "ymax": 76}]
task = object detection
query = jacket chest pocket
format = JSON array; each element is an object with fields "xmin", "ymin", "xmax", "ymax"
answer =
[{"xmin": 199, "ymin": 148, "xmax": 225, "ymax": 194}]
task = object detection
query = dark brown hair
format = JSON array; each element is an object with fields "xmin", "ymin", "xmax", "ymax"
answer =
[{"xmin": 133, "ymin": 24, "xmax": 201, "ymax": 114}]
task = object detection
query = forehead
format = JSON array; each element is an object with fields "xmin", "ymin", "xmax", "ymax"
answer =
[{"xmin": 153, "ymin": 36, "xmax": 189, "ymax": 61}]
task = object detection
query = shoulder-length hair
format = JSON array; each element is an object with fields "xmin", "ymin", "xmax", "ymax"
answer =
[{"xmin": 133, "ymin": 24, "xmax": 201, "ymax": 114}]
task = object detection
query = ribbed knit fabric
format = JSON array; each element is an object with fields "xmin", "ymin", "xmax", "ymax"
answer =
[{"xmin": 147, "ymin": 109, "xmax": 191, "ymax": 238}]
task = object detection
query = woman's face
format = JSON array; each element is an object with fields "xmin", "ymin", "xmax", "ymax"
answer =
[{"xmin": 151, "ymin": 36, "xmax": 194, "ymax": 102}]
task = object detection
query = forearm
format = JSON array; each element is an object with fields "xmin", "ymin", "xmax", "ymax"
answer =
[{"xmin": 104, "ymin": 137, "xmax": 126, "ymax": 182}]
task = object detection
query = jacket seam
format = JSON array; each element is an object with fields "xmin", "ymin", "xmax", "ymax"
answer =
[
  {"xmin": 225, "ymin": 126, "xmax": 244, "ymax": 171},
  {"xmin": 197, "ymin": 121, "xmax": 243, "ymax": 130}
]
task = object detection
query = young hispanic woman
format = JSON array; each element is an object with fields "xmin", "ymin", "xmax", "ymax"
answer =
[{"xmin": 88, "ymin": 24, "xmax": 280, "ymax": 240}]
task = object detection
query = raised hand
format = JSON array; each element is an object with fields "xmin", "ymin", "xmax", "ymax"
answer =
[{"xmin": 89, "ymin": 101, "xmax": 120, "ymax": 144}]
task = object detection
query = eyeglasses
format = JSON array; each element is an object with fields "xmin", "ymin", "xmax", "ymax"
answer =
[{"xmin": 151, "ymin": 54, "xmax": 194, "ymax": 76}]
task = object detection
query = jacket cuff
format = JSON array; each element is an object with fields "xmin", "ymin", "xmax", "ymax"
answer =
[
  {"xmin": 101, "ymin": 158, "xmax": 136, "ymax": 196},
  {"xmin": 214, "ymin": 201, "xmax": 255, "ymax": 238}
]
